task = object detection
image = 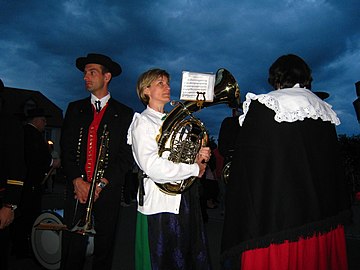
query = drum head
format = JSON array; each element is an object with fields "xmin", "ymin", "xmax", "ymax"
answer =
[
  {"xmin": 31, "ymin": 210, "xmax": 63, "ymax": 270},
  {"xmin": 31, "ymin": 210, "xmax": 94, "ymax": 269}
]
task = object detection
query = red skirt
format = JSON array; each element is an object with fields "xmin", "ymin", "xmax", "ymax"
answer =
[{"xmin": 241, "ymin": 225, "xmax": 348, "ymax": 270}]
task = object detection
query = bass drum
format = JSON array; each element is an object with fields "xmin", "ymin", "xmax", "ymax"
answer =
[{"xmin": 31, "ymin": 210, "xmax": 94, "ymax": 270}]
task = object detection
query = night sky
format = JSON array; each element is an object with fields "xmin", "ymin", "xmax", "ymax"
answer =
[{"xmin": 1, "ymin": 0, "xmax": 359, "ymax": 139}]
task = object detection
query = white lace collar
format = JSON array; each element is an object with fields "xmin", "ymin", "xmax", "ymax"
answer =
[{"xmin": 239, "ymin": 86, "xmax": 340, "ymax": 126}]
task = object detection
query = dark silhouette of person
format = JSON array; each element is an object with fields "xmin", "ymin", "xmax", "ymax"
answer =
[
  {"xmin": 221, "ymin": 54, "xmax": 351, "ymax": 270},
  {"xmin": 0, "ymin": 79, "xmax": 26, "ymax": 269},
  {"xmin": 12, "ymin": 108, "xmax": 59, "ymax": 258}
]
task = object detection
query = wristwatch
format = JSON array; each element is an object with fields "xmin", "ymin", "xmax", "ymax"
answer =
[
  {"xmin": 97, "ymin": 181, "xmax": 107, "ymax": 189},
  {"xmin": 4, "ymin": 204, "xmax": 17, "ymax": 211}
]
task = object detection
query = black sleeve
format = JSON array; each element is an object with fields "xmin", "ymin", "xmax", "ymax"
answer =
[
  {"xmin": 218, "ymin": 116, "xmax": 240, "ymax": 159},
  {"xmin": 60, "ymin": 102, "xmax": 84, "ymax": 182},
  {"xmin": 102, "ymin": 105, "xmax": 134, "ymax": 187},
  {"xmin": 24, "ymin": 125, "xmax": 52, "ymax": 185},
  {"xmin": 2, "ymin": 116, "xmax": 26, "ymax": 205}
]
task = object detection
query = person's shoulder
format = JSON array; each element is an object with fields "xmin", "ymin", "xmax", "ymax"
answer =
[
  {"xmin": 23, "ymin": 124, "xmax": 39, "ymax": 137},
  {"xmin": 131, "ymin": 110, "xmax": 157, "ymax": 129},
  {"xmin": 221, "ymin": 116, "xmax": 239, "ymax": 126},
  {"xmin": 68, "ymin": 97, "xmax": 89, "ymax": 107},
  {"xmin": 109, "ymin": 98, "xmax": 134, "ymax": 114},
  {"xmin": 64, "ymin": 98, "xmax": 91, "ymax": 115},
  {"xmin": 24, "ymin": 123, "xmax": 34, "ymax": 131}
]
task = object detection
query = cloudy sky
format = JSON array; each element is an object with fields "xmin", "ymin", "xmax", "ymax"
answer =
[{"xmin": 1, "ymin": 0, "xmax": 359, "ymax": 140}]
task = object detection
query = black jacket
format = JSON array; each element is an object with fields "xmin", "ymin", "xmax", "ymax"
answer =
[
  {"xmin": 60, "ymin": 97, "xmax": 134, "ymax": 201},
  {"xmin": 0, "ymin": 114, "xmax": 26, "ymax": 205},
  {"xmin": 23, "ymin": 123, "xmax": 52, "ymax": 188}
]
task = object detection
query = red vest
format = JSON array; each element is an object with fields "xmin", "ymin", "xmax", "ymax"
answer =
[{"xmin": 85, "ymin": 103, "xmax": 108, "ymax": 182}]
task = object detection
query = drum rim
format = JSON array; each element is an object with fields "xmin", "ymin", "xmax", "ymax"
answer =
[
  {"xmin": 31, "ymin": 210, "xmax": 64, "ymax": 270},
  {"xmin": 31, "ymin": 209, "xmax": 94, "ymax": 270}
]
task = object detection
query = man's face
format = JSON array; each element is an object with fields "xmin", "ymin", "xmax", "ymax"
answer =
[{"xmin": 83, "ymin": 63, "xmax": 110, "ymax": 95}]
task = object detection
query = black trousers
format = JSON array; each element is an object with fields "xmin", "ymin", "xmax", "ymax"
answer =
[
  {"xmin": 11, "ymin": 185, "xmax": 42, "ymax": 256},
  {"xmin": 60, "ymin": 183, "xmax": 122, "ymax": 270}
]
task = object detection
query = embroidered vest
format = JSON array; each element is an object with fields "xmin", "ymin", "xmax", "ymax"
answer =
[{"xmin": 85, "ymin": 103, "xmax": 108, "ymax": 182}]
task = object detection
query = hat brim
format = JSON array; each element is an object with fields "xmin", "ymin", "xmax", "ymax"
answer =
[
  {"xmin": 25, "ymin": 113, "xmax": 52, "ymax": 119},
  {"xmin": 314, "ymin": 91, "xmax": 330, "ymax": 100},
  {"xmin": 15, "ymin": 112, "xmax": 52, "ymax": 120},
  {"xmin": 76, "ymin": 54, "xmax": 122, "ymax": 77}
]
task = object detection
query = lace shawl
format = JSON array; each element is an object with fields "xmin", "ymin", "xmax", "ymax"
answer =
[{"xmin": 239, "ymin": 86, "xmax": 340, "ymax": 126}]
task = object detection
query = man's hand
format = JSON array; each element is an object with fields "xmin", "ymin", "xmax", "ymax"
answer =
[
  {"xmin": 73, "ymin": 177, "xmax": 90, "ymax": 203},
  {"xmin": 73, "ymin": 177, "xmax": 109, "ymax": 203},
  {"xmin": 94, "ymin": 178, "xmax": 109, "ymax": 201},
  {"xmin": 0, "ymin": 207, "xmax": 14, "ymax": 229}
]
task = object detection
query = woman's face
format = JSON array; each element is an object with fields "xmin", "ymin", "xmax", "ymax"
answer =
[{"xmin": 145, "ymin": 75, "xmax": 171, "ymax": 106}]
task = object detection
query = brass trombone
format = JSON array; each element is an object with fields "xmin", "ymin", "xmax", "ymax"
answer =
[{"xmin": 71, "ymin": 125, "xmax": 109, "ymax": 235}]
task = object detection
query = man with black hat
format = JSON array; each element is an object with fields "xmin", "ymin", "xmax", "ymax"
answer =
[
  {"xmin": 12, "ymin": 107, "xmax": 60, "ymax": 258},
  {"xmin": 0, "ymin": 79, "xmax": 26, "ymax": 269},
  {"xmin": 60, "ymin": 53, "xmax": 134, "ymax": 270}
]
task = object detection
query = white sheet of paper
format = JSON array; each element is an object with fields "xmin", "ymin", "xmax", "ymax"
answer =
[{"xmin": 180, "ymin": 71, "xmax": 215, "ymax": 102}]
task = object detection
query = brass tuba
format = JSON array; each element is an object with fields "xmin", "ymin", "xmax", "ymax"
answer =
[{"xmin": 156, "ymin": 68, "xmax": 240, "ymax": 195}]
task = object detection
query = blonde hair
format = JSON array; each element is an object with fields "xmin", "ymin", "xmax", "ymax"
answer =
[{"xmin": 136, "ymin": 68, "xmax": 170, "ymax": 106}]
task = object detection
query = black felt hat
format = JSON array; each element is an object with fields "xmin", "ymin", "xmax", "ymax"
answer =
[{"xmin": 76, "ymin": 53, "xmax": 122, "ymax": 77}]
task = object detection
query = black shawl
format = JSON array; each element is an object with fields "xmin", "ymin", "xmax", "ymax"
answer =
[{"xmin": 221, "ymin": 100, "xmax": 351, "ymax": 266}]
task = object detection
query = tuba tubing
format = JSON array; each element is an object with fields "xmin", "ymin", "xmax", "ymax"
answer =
[{"xmin": 156, "ymin": 68, "xmax": 240, "ymax": 195}]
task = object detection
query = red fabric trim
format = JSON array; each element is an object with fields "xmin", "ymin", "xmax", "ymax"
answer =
[
  {"xmin": 85, "ymin": 103, "xmax": 108, "ymax": 182},
  {"xmin": 241, "ymin": 226, "xmax": 347, "ymax": 270}
]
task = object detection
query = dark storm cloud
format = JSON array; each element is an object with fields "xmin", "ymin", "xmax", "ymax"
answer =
[{"xmin": 1, "ymin": 0, "xmax": 359, "ymax": 138}]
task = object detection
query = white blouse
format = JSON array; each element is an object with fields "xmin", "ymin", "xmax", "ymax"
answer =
[{"xmin": 127, "ymin": 106, "xmax": 199, "ymax": 215}]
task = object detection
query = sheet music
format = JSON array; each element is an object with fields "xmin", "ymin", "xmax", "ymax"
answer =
[{"xmin": 180, "ymin": 71, "xmax": 215, "ymax": 102}]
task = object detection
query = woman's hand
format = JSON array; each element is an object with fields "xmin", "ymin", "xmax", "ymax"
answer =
[{"xmin": 196, "ymin": 146, "xmax": 211, "ymax": 177}]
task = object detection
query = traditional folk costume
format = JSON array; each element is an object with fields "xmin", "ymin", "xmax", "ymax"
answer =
[
  {"xmin": 221, "ymin": 85, "xmax": 351, "ymax": 270},
  {"xmin": 128, "ymin": 106, "xmax": 211, "ymax": 270},
  {"xmin": 61, "ymin": 93, "xmax": 133, "ymax": 270}
]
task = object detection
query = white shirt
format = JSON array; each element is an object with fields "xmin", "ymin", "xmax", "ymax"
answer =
[
  {"xmin": 91, "ymin": 93, "xmax": 111, "ymax": 111},
  {"xmin": 127, "ymin": 106, "xmax": 199, "ymax": 215}
]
